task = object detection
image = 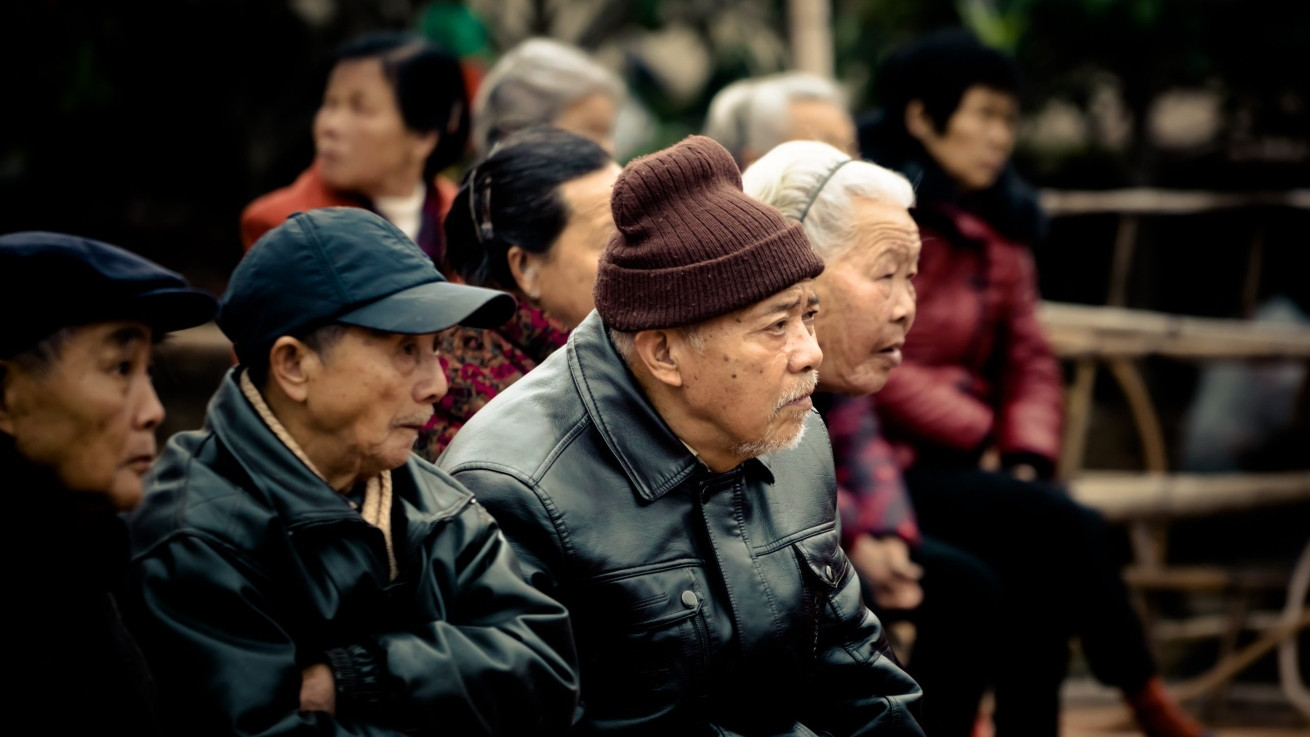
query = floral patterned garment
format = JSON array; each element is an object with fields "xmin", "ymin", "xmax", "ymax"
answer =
[
  {"xmin": 416, "ymin": 301, "xmax": 570, "ymax": 461},
  {"xmin": 820, "ymin": 392, "xmax": 922, "ymax": 549}
]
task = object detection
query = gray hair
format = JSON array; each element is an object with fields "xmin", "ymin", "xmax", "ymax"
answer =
[
  {"xmin": 702, "ymin": 71, "xmax": 847, "ymax": 167},
  {"xmin": 741, "ymin": 139, "xmax": 915, "ymax": 260},
  {"xmin": 472, "ymin": 37, "xmax": 627, "ymax": 156},
  {"xmin": 608, "ymin": 324, "xmax": 705, "ymax": 365}
]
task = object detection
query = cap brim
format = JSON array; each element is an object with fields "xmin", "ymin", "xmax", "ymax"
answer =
[
  {"xmin": 336, "ymin": 280, "xmax": 517, "ymax": 334},
  {"xmin": 128, "ymin": 288, "xmax": 219, "ymax": 334}
]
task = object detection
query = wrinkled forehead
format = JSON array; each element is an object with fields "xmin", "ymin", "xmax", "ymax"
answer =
[
  {"xmin": 848, "ymin": 199, "xmax": 921, "ymax": 259},
  {"xmin": 705, "ymin": 280, "xmax": 819, "ymax": 330}
]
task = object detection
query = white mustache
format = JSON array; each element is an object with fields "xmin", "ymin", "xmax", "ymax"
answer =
[{"xmin": 774, "ymin": 370, "xmax": 820, "ymax": 413}]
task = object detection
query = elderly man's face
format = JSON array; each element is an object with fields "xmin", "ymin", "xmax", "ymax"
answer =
[
  {"xmin": 678, "ymin": 281, "xmax": 823, "ymax": 460},
  {"xmin": 814, "ymin": 198, "xmax": 919, "ymax": 396},
  {"xmin": 0, "ymin": 321, "xmax": 164, "ymax": 510},
  {"xmin": 305, "ymin": 327, "xmax": 447, "ymax": 482}
]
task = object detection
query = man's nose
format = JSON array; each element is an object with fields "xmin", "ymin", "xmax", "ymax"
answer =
[
  {"xmin": 417, "ymin": 352, "xmax": 449, "ymax": 405},
  {"xmin": 791, "ymin": 323, "xmax": 823, "ymax": 373},
  {"xmin": 137, "ymin": 382, "xmax": 166, "ymax": 431}
]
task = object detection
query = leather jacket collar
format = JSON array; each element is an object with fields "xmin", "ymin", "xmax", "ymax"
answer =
[{"xmin": 204, "ymin": 369, "xmax": 357, "ymax": 522}]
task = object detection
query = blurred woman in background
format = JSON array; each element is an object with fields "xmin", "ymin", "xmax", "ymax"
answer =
[
  {"xmin": 416, "ymin": 127, "xmax": 619, "ymax": 459},
  {"xmin": 857, "ymin": 27, "xmax": 1214, "ymax": 737},
  {"xmin": 240, "ymin": 31, "xmax": 470, "ymax": 270}
]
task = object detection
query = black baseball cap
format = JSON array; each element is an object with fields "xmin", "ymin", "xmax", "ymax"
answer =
[
  {"xmin": 218, "ymin": 208, "xmax": 516, "ymax": 363},
  {"xmin": 0, "ymin": 231, "xmax": 218, "ymax": 358}
]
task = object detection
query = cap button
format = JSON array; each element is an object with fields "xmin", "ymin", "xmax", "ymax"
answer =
[{"xmin": 681, "ymin": 590, "xmax": 699, "ymax": 609}]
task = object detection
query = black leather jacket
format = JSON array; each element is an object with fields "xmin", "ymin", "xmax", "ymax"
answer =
[
  {"xmin": 122, "ymin": 370, "xmax": 579, "ymax": 736},
  {"xmin": 441, "ymin": 313, "xmax": 924, "ymax": 736}
]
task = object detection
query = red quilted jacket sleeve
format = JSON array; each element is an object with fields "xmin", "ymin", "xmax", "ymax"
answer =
[{"xmin": 993, "ymin": 244, "xmax": 1064, "ymax": 466}]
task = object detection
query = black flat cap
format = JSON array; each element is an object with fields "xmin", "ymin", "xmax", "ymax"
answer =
[{"xmin": 0, "ymin": 231, "xmax": 218, "ymax": 358}]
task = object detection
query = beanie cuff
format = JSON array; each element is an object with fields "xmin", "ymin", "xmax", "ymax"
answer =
[{"xmin": 595, "ymin": 222, "xmax": 824, "ymax": 331}]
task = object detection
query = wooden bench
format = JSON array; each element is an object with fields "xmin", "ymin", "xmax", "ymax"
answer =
[{"xmin": 1038, "ymin": 300, "xmax": 1310, "ymax": 717}]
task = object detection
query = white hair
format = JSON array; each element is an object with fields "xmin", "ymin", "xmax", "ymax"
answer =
[
  {"xmin": 741, "ymin": 139, "xmax": 915, "ymax": 260},
  {"xmin": 702, "ymin": 71, "xmax": 847, "ymax": 167},
  {"xmin": 472, "ymin": 37, "xmax": 627, "ymax": 156}
]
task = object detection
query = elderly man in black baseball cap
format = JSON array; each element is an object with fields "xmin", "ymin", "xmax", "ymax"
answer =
[
  {"xmin": 0, "ymin": 230, "xmax": 218, "ymax": 735},
  {"xmin": 121, "ymin": 208, "xmax": 580, "ymax": 736}
]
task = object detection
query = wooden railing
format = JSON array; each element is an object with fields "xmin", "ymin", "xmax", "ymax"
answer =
[{"xmin": 1035, "ymin": 188, "xmax": 1310, "ymax": 717}]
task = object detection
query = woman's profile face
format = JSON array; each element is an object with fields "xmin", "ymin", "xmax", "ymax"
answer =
[
  {"xmin": 313, "ymin": 58, "xmax": 436, "ymax": 199},
  {"xmin": 516, "ymin": 162, "xmax": 621, "ymax": 330},
  {"xmin": 914, "ymin": 85, "xmax": 1018, "ymax": 192}
]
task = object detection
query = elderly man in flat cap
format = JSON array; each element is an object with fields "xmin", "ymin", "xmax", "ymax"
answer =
[
  {"xmin": 440, "ymin": 136, "xmax": 924, "ymax": 736},
  {"xmin": 121, "ymin": 208, "xmax": 579, "ymax": 736},
  {"xmin": 0, "ymin": 231, "xmax": 218, "ymax": 735}
]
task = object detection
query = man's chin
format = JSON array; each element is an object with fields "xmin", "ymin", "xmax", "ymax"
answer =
[{"xmin": 733, "ymin": 420, "xmax": 808, "ymax": 460}]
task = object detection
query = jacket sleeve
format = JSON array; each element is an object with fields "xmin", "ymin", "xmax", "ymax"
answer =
[
  {"xmin": 348, "ymin": 499, "xmax": 579, "ymax": 734},
  {"xmin": 126, "ymin": 534, "xmax": 406, "ymax": 737},
  {"xmin": 874, "ymin": 361, "xmax": 995, "ymax": 452},
  {"xmin": 802, "ymin": 546, "xmax": 926, "ymax": 736},
  {"xmin": 826, "ymin": 393, "xmax": 921, "ymax": 548},
  {"xmin": 994, "ymin": 244, "xmax": 1064, "ymax": 473}
]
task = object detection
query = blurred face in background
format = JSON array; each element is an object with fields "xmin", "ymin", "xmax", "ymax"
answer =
[
  {"xmin": 314, "ymin": 58, "xmax": 437, "ymax": 199},
  {"xmin": 553, "ymin": 92, "xmax": 618, "ymax": 154},
  {"xmin": 909, "ymin": 84, "xmax": 1018, "ymax": 192},
  {"xmin": 786, "ymin": 99, "xmax": 858, "ymax": 158},
  {"xmin": 510, "ymin": 162, "xmax": 621, "ymax": 329}
]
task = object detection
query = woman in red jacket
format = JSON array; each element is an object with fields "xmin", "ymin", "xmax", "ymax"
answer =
[
  {"xmin": 857, "ymin": 28, "xmax": 1214, "ymax": 737},
  {"xmin": 240, "ymin": 31, "xmax": 469, "ymax": 271}
]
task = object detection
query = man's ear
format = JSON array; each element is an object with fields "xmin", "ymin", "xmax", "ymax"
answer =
[
  {"xmin": 904, "ymin": 99, "xmax": 935, "ymax": 143},
  {"xmin": 267, "ymin": 336, "xmax": 316, "ymax": 403},
  {"xmin": 633, "ymin": 329, "xmax": 685, "ymax": 389}
]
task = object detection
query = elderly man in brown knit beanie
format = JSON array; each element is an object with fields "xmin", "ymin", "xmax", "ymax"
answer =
[{"xmin": 441, "ymin": 135, "xmax": 925, "ymax": 736}]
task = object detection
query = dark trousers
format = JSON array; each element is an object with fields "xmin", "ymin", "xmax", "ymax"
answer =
[
  {"xmin": 903, "ymin": 466, "xmax": 1157, "ymax": 737},
  {"xmin": 867, "ymin": 535, "xmax": 1003, "ymax": 737}
]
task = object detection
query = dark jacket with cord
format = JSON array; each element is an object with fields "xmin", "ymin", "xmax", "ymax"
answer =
[
  {"xmin": 4, "ymin": 434, "xmax": 163, "ymax": 735},
  {"xmin": 440, "ymin": 312, "xmax": 925, "ymax": 737},
  {"xmin": 121, "ymin": 369, "xmax": 579, "ymax": 736},
  {"xmin": 859, "ymin": 111, "xmax": 1064, "ymax": 478}
]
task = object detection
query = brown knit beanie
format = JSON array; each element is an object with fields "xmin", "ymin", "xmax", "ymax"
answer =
[{"xmin": 593, "ymin": 135, "xmax": 824, "ymax": 331}]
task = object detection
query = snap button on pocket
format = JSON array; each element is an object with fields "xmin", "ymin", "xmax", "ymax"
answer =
[
  {"xmin": 681, "ymin": 590, "xmax": 699, "ymax": 608},
  {"xmin": 824, "ymin": 564, "xmax": 833, "ymax": 582}
]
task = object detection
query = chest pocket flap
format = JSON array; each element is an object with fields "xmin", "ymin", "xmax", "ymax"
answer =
[{"xmin": 792, "ymin": 529, "xmax": 851, "ymax": 591}]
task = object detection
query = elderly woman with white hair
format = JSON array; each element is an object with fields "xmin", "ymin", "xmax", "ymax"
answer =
[
  {"xmin": 472, "ymin": 37, "xmax": 627, "ymax": 156},
  {"xmin": 704, "ymin": 71, "xmax": 858, "ymax": 169},
  {"xmin": 743, "ymin": 139, "xmax": 1003, "ymax": 737}
]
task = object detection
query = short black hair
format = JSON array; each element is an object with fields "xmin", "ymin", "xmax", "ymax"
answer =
[
  {"xmin": 331, "ymin": 31, "xmax": 471, "ymax": 179},
  {"xmin": 874, "ymin": 27, "xmax": 1022, "ymax": 137},
  {"xmin": 444, "ymin": 126, "xmax": 613, "ymax": 290}
]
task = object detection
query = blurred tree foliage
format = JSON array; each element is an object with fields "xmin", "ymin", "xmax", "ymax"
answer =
[
  {"xmin": 1, "ymin": 0, "xmax": 1305, "ymax": 293},
  {"xmin": 834, "ymin": 0, "xmax": 1310, "ymax": 189}
]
